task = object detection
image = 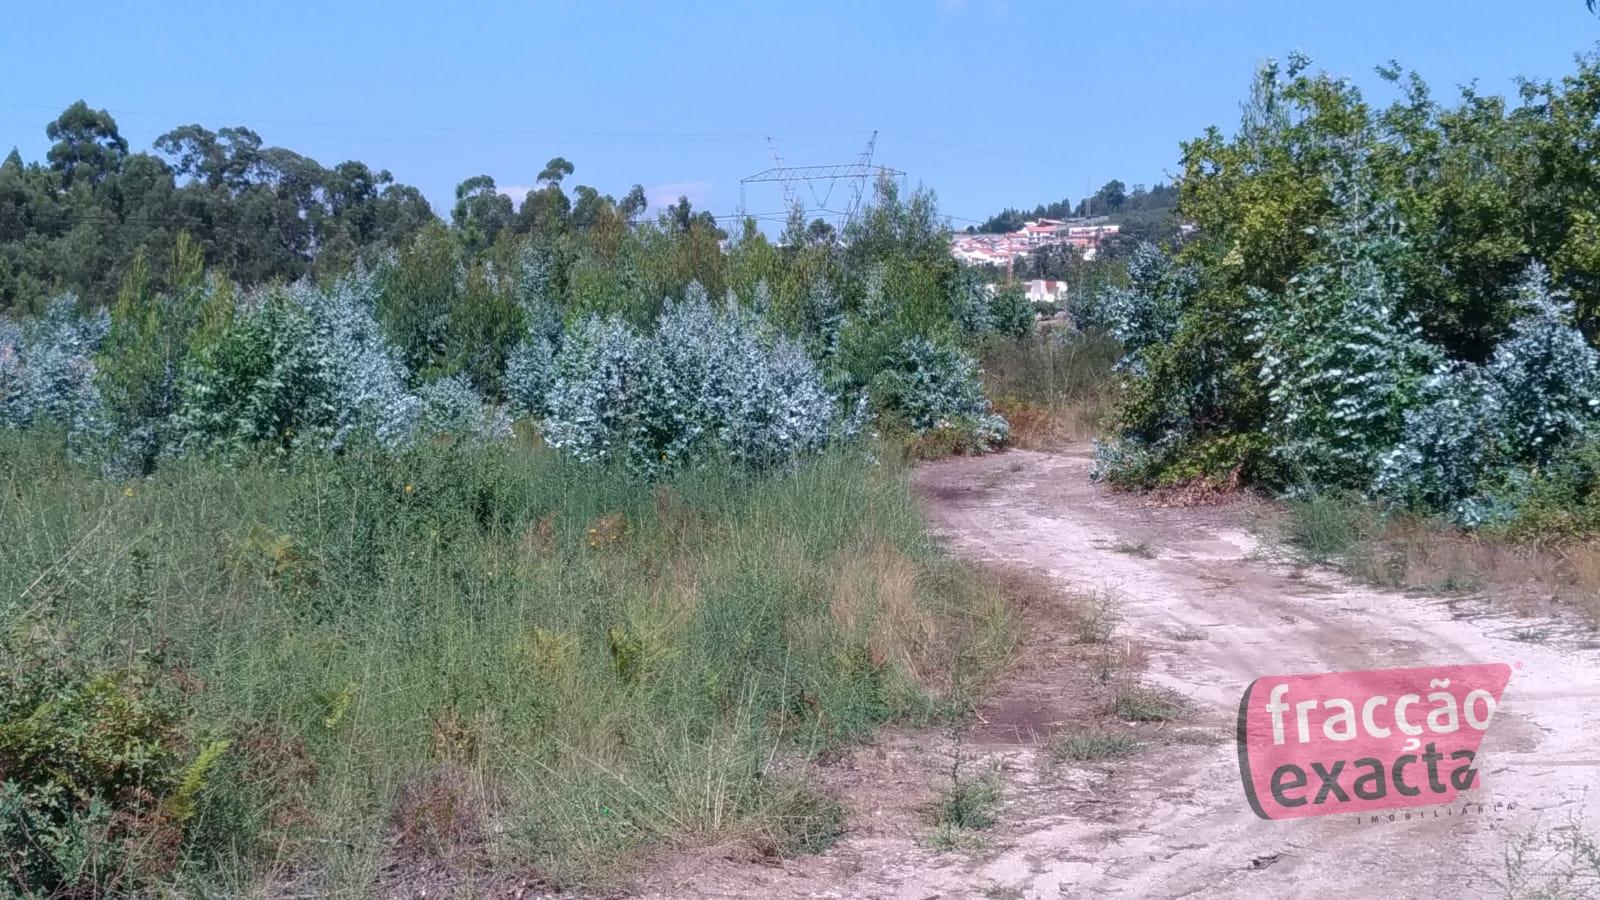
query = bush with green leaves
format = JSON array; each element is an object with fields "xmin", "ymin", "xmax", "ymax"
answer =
[
  {"xmin": 949, "ymin": 270, "xmax": 994, "ymax": 337},
  {"xmin": 1073, "ymin": 242, "xmax": 1189, "ymax": 371},
  {"xmin": 0, "ymin": 636, "xmax": 226, "ymax": 896},
  {"xmin": 168, "ymin": 271, "xmax": 504, "ymax": 457},
  {"xmin": 1487, "ymin": 263, "xmax": 1600, "ymax": 462},
  {"xmin": 542, "ymin": 286, "xmax": 853, "ymax": 475},
  {"xmin": 540, "ymin": 313, "xmax": 647, "ymax": 464},
  {"xmin": 415, "ymin": 372, "xmax": 512, "ymax": 444},
  {"xmin": 1249, "ymin": 187, "xmax": 1441, "ymax": 491},
  {"xmin": 505, "ymin": 334, "xmax": 557, "ymax": 417},
  {"xmin": 1093, "ymin": 50, "xmax": 1600, "ymax": 524},
  {"xmin": 504, "ymin": 244, "xmax": 566, "ymax": 417},
  {"xmin": 1374, "ymin": 263, "xmax": 1600, "ymax": 525},
  {"xmin": 167, "ymin": 288, "xmax": 326, "ymax": 456},
  {"xmin": 1369, "ymin": 363, "xmax": 1505, "ymax": 520},
  {"xmin": 0, "ymin": 296, "xmax": 108, "ymax": 451},
  {"xmin": 0, "ymin": 317, "xmax": 27, "ymax": 428},
  {"xmin": 868, "ymin": 336, "xmax": 1007, "ymax": 447},
  {"xmin": 987, "ymin": 285, "xmax": 1035, "ymax": 339}
]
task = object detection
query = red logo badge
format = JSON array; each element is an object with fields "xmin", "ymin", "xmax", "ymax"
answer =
[{"xmin": 1237, "ymin": 663, "xmax": 1512, "ymax": 820}]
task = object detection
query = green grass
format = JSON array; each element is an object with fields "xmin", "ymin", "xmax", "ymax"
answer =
[
  {"xmin": 0, "ymin": 430, "xmax": 1014, "ymax": 895},
  {"xmin": 1109, "ymin": 684, "xmax": 1189, "ymax": 723},
  {"xmin": 927, "ymin": 755, "xmax": 1002, "ymax": 851},
  {"xmin": 978, "ymin": 329, "xmax": 1121, "ymax": 409},
  {"xmin": 1069, "ymin": 590, "xmax": 1120, "ymax": 646},
  {"xmin": 1281, "ymin": 493, "xmax": 1378, "ymax": 564},
  {"xmin": 1047, "ymin": 729, "xmax": 1140, "ymax": 764}
]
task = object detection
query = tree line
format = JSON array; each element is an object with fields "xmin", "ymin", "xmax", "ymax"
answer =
[{"xmin": 0, "ymin": 101, "xmax": 724, "ymax": 316}]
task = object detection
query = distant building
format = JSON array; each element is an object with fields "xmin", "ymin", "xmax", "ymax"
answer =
[
  {"xmin": 950, "ymin": 218, "xmax": 1121, "ymax": 267},
  {"xmin": 1023, "ymin": 279, "xmax": 1069, "ymax": 305}
]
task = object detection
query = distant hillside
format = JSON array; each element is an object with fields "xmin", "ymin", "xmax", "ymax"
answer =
[{"xmin": 966, "ymin": 180, "xmax": 1178, "ymax": 243}]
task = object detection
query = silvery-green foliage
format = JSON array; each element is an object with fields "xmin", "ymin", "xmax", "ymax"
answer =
[
  {"xmin": 1372, "ymin": 262, "xmax": 1600, "ymax": 523},
  {"xmin": 516, "ymin": 242, "xmax": 563, "ymax": 343},
  {"xmin": 806, "ymin": 280, "xmax": 843, "ymax": 360},
  {"xmin": 542, "ymin": 288, "xmax": 851, "ymax": 475},
  {"xmin": 542, "ymin": 314, "xmax": 649, "ymax": 465},
  {"xmin": 1486, "ymin": 262, "xmax": 1600, "ymax": 462},
  {"xmin": 950, "ymin": 270, "xmax": 994, "ymax": 337},
  {"xmin": 1371, "ymin": 362, "xmax": 1504, "ymax": 516},
  {"xmin": 293, "ymin": 269, "xmax": 420, "ymax": 448},
  {"xmin": 858, "ymin": 265, "xmax": 889, "ymax": 323},
  {"xmin": 415, "ymin": 373, "xmax": 512, "ymax": 443},
  {"xmin": 870, "ymin": 336, "xmax": 1008, "ymax": 446},
  {"xmin": 168, "ymin": 271, "xmax": 506, "ymax": 455},
  {"xmin": 0, "ymin": 296, "xmax": 108, "ymax": 437},
  {"xmin": 751, "ymin": 279, "xmax": 772, "ymax": 318},
  {"xmin": 504, "ymin": 243, "xmax": 566, "ymax": 418},
  {"xmin": 644, "ymin": 288, "xmax": 838, "ymax": 472},
  {"xmin": 1249, "ymin": 185, "xmax": 1438, "ymax": 490},
  {"xmin": 1091, "ymin": 437, "xmax": 1155, "ymax": 483},
  {"xmin": 1078, "ymin": 243, "xmax": 1190, "ymax": 372},
  {"xmin": 505, "ymin": 334, "xmax": 556, "ymax": 417}
]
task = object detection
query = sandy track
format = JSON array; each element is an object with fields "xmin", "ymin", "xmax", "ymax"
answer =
[{"xmin": 641, "ymin": 446, "xmax": 1600, "ymax": 899}]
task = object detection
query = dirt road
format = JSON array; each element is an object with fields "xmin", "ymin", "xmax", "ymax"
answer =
[{"xmin": 646, "ymin": 446, "xmax": 1600, "ymax": 899}]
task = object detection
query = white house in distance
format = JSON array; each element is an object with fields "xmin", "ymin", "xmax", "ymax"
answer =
[
  {"xmin": 1022, "ymin": 279, "xmax": 1069, "ymax": 305},
  {"xmin": 981, "ymin": 279, "xmax": 1070, "ymax": 307}
]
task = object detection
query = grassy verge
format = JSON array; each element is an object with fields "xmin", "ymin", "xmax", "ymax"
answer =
[
  {"xmin": 0, "ymin": 430, "xmax": 1015, "ymax": 895},
  {"xmin": 1273, "ymin": 494, "xmax": 1600, "ymax": 629}
]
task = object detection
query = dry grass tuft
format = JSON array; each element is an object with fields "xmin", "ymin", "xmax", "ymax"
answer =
[
  {"xmin": 390, "ymin": 768, "xmax": 491, "ymax": 869},
  {"xmin": 991, "ymin": 397, "xmax": 1108, "ymax": 449},
  {"xmin": 830, "ymin": 542, "xmax": 937, "ymax": 679},
  {"xmin": 1560, "ymin": 543, "xmax": 1600, "ymax": 627}
]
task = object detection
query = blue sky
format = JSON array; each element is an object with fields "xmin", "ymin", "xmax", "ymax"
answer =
[{"xmin": 3, "ymin": 1, "xmax": 1597, "ymax": 229}]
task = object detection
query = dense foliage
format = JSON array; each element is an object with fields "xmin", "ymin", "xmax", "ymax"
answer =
[
  {"xmin": 0, "ymin": 167, "xmax": 1030, "ymax": 475},
  {"xmin": 1091, "ymin": 48, "xmax": 1600, "ymax": 531}
]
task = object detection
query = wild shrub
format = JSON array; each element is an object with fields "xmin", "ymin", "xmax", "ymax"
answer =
[
  {"xmin": 416, "ymin": 373, "xmax": 512, "ymax": 444},
  {"xmin": 541, "ymin": 313, "xmax": 649, "ymax": 465},
  {"xmin": 439, "ymin": 261, "xmax": 524, "ymax": 398},
  {"xmin": 1374, "ymin": 264, "xmax": 1600, "ymax": 526},
  {"xmin": 868, "ymin": 336, "xmax": 1007, "ymax": 449},
  {"xmin": 986, "ymin": 285, "xmax": 1035, "ymax": 339},
  {"xmin": 0, "ymin": 317, "xmax": 28, "ymax": 428},
  {"xmin": 167, "ymin": 288, "xmax": 326, "ymax": 456},
  {"xmin": 0, "ymin": 637, "xmax": 224, "ymax": 896},
  {"xmin": 949, "ymin": 269, "xmax": 994, "ymax": 337},
  {"xmin": 168, "ymin": 271, "xmax": 505, "ymax": 457},
  {"xmin": 1077, "ymin": 242, "xmax": 1189, "ymax": 373},
  {"xmin": 306, "ymin": 268, "xmax": 425, "ymax": 449},
  {"xmin": 1250, "ymin": 184, "xmax": 1441, "ymax": 491},
  {"xmin": 505, "ymin": 334, "xmax": 556, "ymax": 417},
  {"xmin": 1486, "ymin": 263, "xmax": 1600, "ymax": 463},
  {"xmin": 1370, "ymin": 363, "xmax": 1505, "ymax": 520},
  {"xmin": 504, "ymin": 244, "xmax": 567, "ymax": 417},
  {"xmin": 542, "ymin": 286, "xmax": 852, "ymax": 474},
  {"xmin": 0, "ymin": 296, "xmax": 109, "ymax": 459}
]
